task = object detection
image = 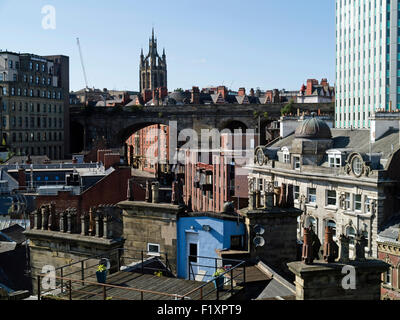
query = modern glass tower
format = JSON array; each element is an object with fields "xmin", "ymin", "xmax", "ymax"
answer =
[{"xmin": 335, "ymin": 0, "xmax": 398, "ymax": 129}]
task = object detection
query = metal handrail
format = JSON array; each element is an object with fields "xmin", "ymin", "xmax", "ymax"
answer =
[
  {"xmin": 37, "ymin": 274, "xmax": 185, "ymax": 300},
  {"xmin": 182, "ymin": 261, "xmax": 246, "ymax": 299}
]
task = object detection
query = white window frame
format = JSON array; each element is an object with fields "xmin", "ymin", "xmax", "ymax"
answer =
[
  {"xmin": 282, "ymin": 147, "xmax": 290, "ymax": 164},
  {"xmin": 294, "ymin": 186, "xmax": 300, "ymax": 201},
  {"xmin": 326, "ymin": 190, "xmax": 337, "ymax": 206},
  {"xmin": 326, "ymin": 220, "xmax": 337, "ymax": 241},
  {"xmin": 147, "ymin": 243, "xmax": 161, "ymax": 256},
  {"xmin": 294, "ymin": 156, "xmax": 301, "ymax": 170},
  {"xmin": 308, "ymin": 188, "xmax": 317, "ymax": 203},
  {"xmin": 354, "ymin": 194, "xmax": 362, "ymax": 212},
  {"xmin": 327, "ymin": 151, "xmax": 342, "ymax": 168},
  {"xmin": 364, "ymin": 196, "xmax": 371, "ymax": 214}
]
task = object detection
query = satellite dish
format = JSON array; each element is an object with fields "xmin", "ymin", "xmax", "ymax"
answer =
[
  {"xmin": 253, "ymin": 236, "xmax": 265, "ymax": 248},
  {"xmin": 99, "ymin": 258, "xmax": 111, "ymax": 270},
  {"xmin": 254, "ymin": 225, "xmax": 265, "ymax": 236}
]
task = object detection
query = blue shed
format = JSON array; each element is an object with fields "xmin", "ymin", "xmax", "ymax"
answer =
[{"xmin": 177, "ymin": 212, "xmax": 245, "ymax": 282}]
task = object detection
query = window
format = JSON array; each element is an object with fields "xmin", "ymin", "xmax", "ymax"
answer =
[
  {"xmin": 308, "ymin": 188, "xmax": 317, "ymax": 203},
  {"xmin": 282, "ymin": 148, "xmax": 290, "ymax": 164},
  {"xmin": 147, "ymin": 243, "xmax": 160, "ymax": 256},
  {"xmin": 231, "ymin": 236, "xmax": 243, "ymax": 250},
  {"xmin": 294, "ymin": 186, "xmax": 300, "ymax": 201},
  {"xmin": 346, "ymin": 227, "xmax": 356, "ymax": 246},
  {"xmin": 328, "ymin": 152, "xmax": 342, "ymax": 168},
  {"xmin": 364, "ymin": 197, "xmax": 371, "ymax": 213},
  {"xmin": 344, "ymin": 193, "xmax": 351, "ymax": 210},
  {"xmin": 327, "ymin": 220, "xmax": 337, "ymax": 239},
  {"xmin": 354, "ymin": 195, "xmax": 362, "ymax": 211},
  {"xmin": 385, "ymin": 268, "xmax": 392, "ymax": 286},
  {"xmin": 306, "ymin": 216, "xmax": 317, "ymax": 232},
  {"xmin": 294, "ymin": 157, "xmax": 301, "ymax": 170},
  {"xmin": 284, "ymin": 153, "xmax": 290, "ymax": 164},
  {"xmin": 258, "ymin": 179, "xmax": 263, "ymax": 192},
  {"xmin": 327, "ymin": 190, "xmax": 337, "ymax": 206},
  {"xmin": 352, "ymin": 157, "xmax": 363, "ymax": 176},
  {"xmin": 189, "ymin": 243, "xmax": 198, "ymax": 263}
]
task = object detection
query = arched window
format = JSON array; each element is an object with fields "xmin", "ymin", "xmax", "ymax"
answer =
[
  {"xmin": 327, "ymin": 220, "xmax": 337, "ymax": 240},
  {"xmin": 305, "ymin": 216, "xmax": 317, "ymax": 233},
  {"xmin": 282, "ymin": 147, "xmax": 290, "ymax": 164},
  {"xmin": 346, "ymin": 226, "xmax": 356, "ymax": 245}
]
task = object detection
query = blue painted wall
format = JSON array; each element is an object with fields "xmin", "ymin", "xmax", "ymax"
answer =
[{"xmin": 177, "ymin": 216, "xmax": 245, "ymax": 281}]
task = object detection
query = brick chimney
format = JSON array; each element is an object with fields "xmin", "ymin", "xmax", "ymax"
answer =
[
  {"xmin": 159, "ymin": 87, "xmax": 168, "ymax": 100},
  {"xmin": 323, "ymin": 227, "xmax": 336, "ymax": 263},
  {"xmin": 191, "ymin": 86, "xmax": 200, "ymax": 104},
  {"xmin": 18, "ymin": 168, "xmax": 26, "ymax": 190},
  {"xmin": 238, "ymin": 88, "xmax": 246, "ymax": 97},
  {"xmin": 306, "ymin": 79, "xmax": 315, "ymax": 96},
  {"xmin": 250, "ymin": 88, "xmax": 255, "ymax": 97},
  {"xmin": 104, "ymin": 153, "xmax": 120, "ymax": 170},
  {"xmin": 142, "ymin": 90, "xmax": 152, "ymax": 104},
  {"xmin": 217, "ymin": 86, "xmax": 227, "ymax": 99},
  {"xmin": 302, "ymin": 227, "xmax": 314, "ymax": 265},
  {"xmin": 320, "ymin": 78, "xmax": 328, "ymax": 87}
]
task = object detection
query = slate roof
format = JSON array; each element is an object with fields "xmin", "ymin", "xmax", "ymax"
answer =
[
  {"xmin": 0, "ymin": 225, "xmax": 26, "ymax": 245},
  {"xmin": 6, "ymin": 155, "xmax": 50, "ymax": 165},
  {"xmin": 378, "ymin": 215, "xmax": 400, "ymax": 244},
  {"xmin": 271, "ymin": 128, "xmax": 400, "ymax": 165}
]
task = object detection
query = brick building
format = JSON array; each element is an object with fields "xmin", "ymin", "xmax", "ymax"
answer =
[
  {"xmin": 35, "ymin": 166, "xmax": 132, "ymax": 218},
  {"xmin": 126, "ymin": 124, "xmax": 169, "ymax": 175},
  {"xmin": 378, "ymin": 216, "xmax": 400, "ymax": 300},
  {"xmin": 184, "ymin": 133, "xmax": 257, "ymax": 214},
  {"xmin": 0, "ymin": 51, "xmax": 69, "ymax": 159}
]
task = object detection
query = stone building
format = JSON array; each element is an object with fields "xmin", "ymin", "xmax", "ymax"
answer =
[
  {"xmin": 139, "ymin": 29, "xmax": 167, "ymax": 93},
  {"xmin": 0, "ymin": 51, "xmax": 69, "ymax": 159},
  {"xmin": 377, "ymin": 216, "xmax": 400, "ymax": 300},
  {"xmin": 247, "ymin": 113, "xmax": 400, "ymax": 258}
]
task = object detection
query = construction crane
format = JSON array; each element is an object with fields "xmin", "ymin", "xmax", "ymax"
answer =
[{"xmin": 76, "ymin": 38, "xmax": 89, "ymax": 91}]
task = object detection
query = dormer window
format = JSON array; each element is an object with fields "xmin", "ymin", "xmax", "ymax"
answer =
[
  {"xmin": 294, "ymin": 157, "xmax": 301, "ymax": 170},
  {"xmin": 327, "ymin": 151, "xmax": 342, "ymax": 168},
  {"xmin": 282, "ymin": 147, "xmax": 290, "ymax": 164}
]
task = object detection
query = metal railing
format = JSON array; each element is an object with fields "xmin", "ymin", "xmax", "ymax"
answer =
[
  {"xmin": 186, "ymin": 255, "xmax": 246, "ymax": 300},
  {"xmin": 35, "ymin": 248, "xmax": 174, "ymax": 299},
  {"xmin": 37, "ymin": 275, "xmax": 185, "ymax": 301},
  {"xmin": 34, "ymin": 249, "xmax": 246, "ymax": 301}
]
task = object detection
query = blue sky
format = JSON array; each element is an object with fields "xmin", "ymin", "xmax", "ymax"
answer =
[{"xmin": 0, "ymin": 0, "xmax": 335, "ymax": 92}]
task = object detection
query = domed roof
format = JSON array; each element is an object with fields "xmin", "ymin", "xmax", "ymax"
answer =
[{"xmin": 295, "ymin": 114, "xmax": 332, "ymax": 139}]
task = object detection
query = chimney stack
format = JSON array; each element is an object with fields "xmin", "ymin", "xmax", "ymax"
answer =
[
  {"xmin": 238, "ymin": 88, "xmax": 246, "ymax": 97},
  {"xmin": 302, "ymin": 228, "xmax": 314, "ymax": 265},
  {"xmin": 18, "ymin": 168, "xmax": 26, "ymax": 190},
  {"xmin": 152, "ymin": 182, "xmax": 160, "ymax": 204},
  {"xmin": 191, "ymin": 86, "xmax": 200, "ymax": 105},
  {"xmin": 323, "ymin": 227, "xmax": 336, "ymax": 263}
]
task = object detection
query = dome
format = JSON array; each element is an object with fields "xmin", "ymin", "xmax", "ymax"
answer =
[{"xmin": 295, "ymin": 114, "xmax": 332, "ymax": 139}]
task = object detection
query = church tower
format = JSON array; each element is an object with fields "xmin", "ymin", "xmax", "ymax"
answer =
[{"xmin": 139, "ymin": 28, "xmax": 167, "ymax": 93}]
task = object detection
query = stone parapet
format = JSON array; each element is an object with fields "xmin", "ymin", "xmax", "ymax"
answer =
[{"xmin": 287, "ymin": 260, "xmax": 389, "ymax": 300}]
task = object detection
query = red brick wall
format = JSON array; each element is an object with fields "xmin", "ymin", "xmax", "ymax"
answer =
[
  {"xmin": 35, "ymin": 167, "xmax": 132, "ymax": 217},
  {"xmin": 97, "ymin": 149, "xmax": 113, "ymax": 164},
  {"xmin": 378, "ymin": 249, "xmax": 400, "ymax": 300},
  {"xmin": 104, "ymin": 153, "xmax": 120, "ymax": 170},
  {"xmin": 36, "ymin": 191, "xmax": 80, "ymax": 216}
]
